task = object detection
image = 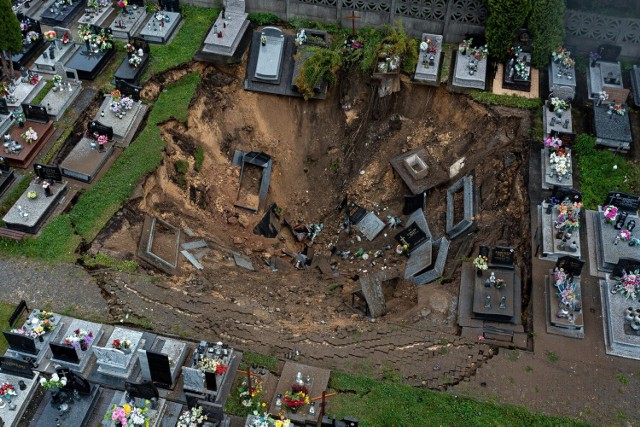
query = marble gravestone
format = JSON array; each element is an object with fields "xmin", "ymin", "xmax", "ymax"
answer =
[
  {"xmin": 93, "ymin": 327, "xmax": 144, "ymax": 379},
  {"xmin": 139, "ymin": 10, "xmax": 182, "ymax": 44},
  {"xmin": 109, "ymin": 6, "xmax": 148, "ymax": 39},
  {"xmin": 414, "ymin": 34, "xmax": 443, "ymax": 85},
  {"xmin": 592, "ymin": 104, "xmax": 632, "ymax": 152},
  {"xmin": 201, "ymin": 0, "xmax": 249, "ymax": 57},
  {"xmin": 39, "ymin": 62, "xmax": 82, "ymax": 121},
  {"xmin": 452, "ymin": 49, "xmax": 487, "ymax": 90},
  {"xmin": 50, "ymin": 318, "xmax": 104, "ymax": 373},
  {"xmin": 586, "ymin": 61, "xmax": 629, "ymax": 102},
  {"xmin": 253, "ymin": 27, "xmax": 285, "ymax": 83},
  {"xmin": 138, "ymin": 336, "xmax": 187, "ymax": 388},
  {"xmin": 631, "ymin": 65, "xmax": 640, "ymax": 107},
  {"xmin": 33, "ymin": 27, "xmax": 78, "ymax": 73}
]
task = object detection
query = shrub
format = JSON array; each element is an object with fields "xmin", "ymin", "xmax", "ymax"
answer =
[
  {"xmin": 486, "ymin": 0, "xmax": 532, "ymax": 62},
  {"xmin": 294, "ymin": 46, "xmax": 342, "ymax": 100},
  {"xmin": 247, "ymin": 12, "xmax": 281, "ymax": 26},
  {"xmin": 529, "ymin": 0, "xmax": 565, "ymax": 68}
]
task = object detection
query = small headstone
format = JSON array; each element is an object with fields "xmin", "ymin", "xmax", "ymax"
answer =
[
  {"xmin": 204, "ymin": 370, "xmax": 218, "ymax": 391},
  {"xmin": 353, "ymin": 211, "xmax": 385, "ymax": 241},
  {"xmin": 612, "ymin": 258, "xmax": 640, "ymax": 279},
  {"xmin": 395, "ymin": 223, "xmax": 427, "ymax": 253},
  {"xmin": 556, "ymin": 255, "xmax": 584, "ymax": 277},
  {"xmin": 604, "ymin": 191, "xmax": 640, "ymax": 214},
  {"xmin": 115, "ymin": 79, "xmax": 142, "ymax": 102},
  {"xmin": 50, "ymin": 342, "xmax": 80, "ymax": 364},
  {"xmin": 182, "ymin": 366, "xmax": 204, "ymax": 392},
  {"xmin": 551, "ymin": 187, "xmax": 582, "ymax": 204},
  {"xmin": 144, "ymin": 350, "xmax": 172, "ymax": 387},
  {"xmin": 33, "ymin": 164, "xmax": 63, "ymax": 182},
  {"xmin": 87, "ymin": 121, "xmax": 114, "ymax": 140},
  {"xmin": 21, "ymin": 103, "xmax": 49, "ymax": 123},
  {"xmin": 598, "ymin": 44, "xmax": 622, "ymax": 62},
  {"xmin": 491, "ymin": 246, "xmax": 515, "ymax": 267},
  {"xmin": 2, "ymin": 332, "xmax": 37, "ymax": 355},
  {"xmin": 0, "ymin": 356, "xmax": 35, "ymax": 378},
  {"xmin": 129, "ymin": 36, "xmax": 150, "ymax": 54}
]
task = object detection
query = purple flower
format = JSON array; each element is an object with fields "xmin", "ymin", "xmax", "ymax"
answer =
[{"xmin": 589, "ymin": 51, "xmax": 601, "ymax": 61}]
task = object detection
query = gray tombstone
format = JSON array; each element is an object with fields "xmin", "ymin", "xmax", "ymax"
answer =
[
  {"xmin": 181, "ymin": 366, "xmax": 204, "ymax": 393},
  {"xmin": 550, "ymin": 86, "xmax": 574, "ymax": 103}
]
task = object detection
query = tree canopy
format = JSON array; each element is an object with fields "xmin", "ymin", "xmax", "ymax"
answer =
[
  {"xmin": 485, "ymin": 0, "xmax": 532, "ymax": 62},
  {"xmin": 530, "ymin": 0, "xmax": 566, "ymax": 68},
  {"xmin": 0, "ymin": 0, "xmax": 23, "ymax": 76}
]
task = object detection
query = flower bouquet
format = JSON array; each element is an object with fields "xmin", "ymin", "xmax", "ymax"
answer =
[
  {"xmin": 111, "ymin": 89, "xmax": 122, "ymax": 101},
  {"xmin": 557, "ymin": 280, "xmax": 580, "ymax": 311},
  {"xmin": 27, "ymin": 31, "xmax": 40, "ymax": 42},
  {"xmin": 104, "ymin": 402, "xmax": 149, "ymax": 426},
  {"xmin": 21, "ymin": 127, "xmax": 38, "ymax": 144},
  {"xmin": 551, "ymin": 47, "xmax": 566, "ymax": 63},
  {"xmin": 0, "ymin": 383, "xmax": 16, "ymax": 398},
  {"xmin": 509, "ymin": 46, "xmax": 522, "ymax": 57},
  {"xmin": 472, "ymin": 255, "xmax": 488, "ymax": 271},
  {"xmin": 514, "ymin": 59, "xmax": 528, "ymax": 80},
  {"xmin": 120, "ymin": 96, "xmax": 134, "ymax": 110},
  {"xmin": 555, "ymin": 200, "xmax": 582, "ymax": 231},
  {"xmin": 549, "ymin": 151, "xmax": 571, "ymax": 179},
  {"xmin": 29, "ymin": 73, "xmax": 40, "ymax": 85},
  {"xmin": 117, "ymin": 0, "xmax": 127, "ymax": 9},
  {"xmin": 128, "ymin": 54, "xmax": 141, "ymax": 68},
  {"xmin": 64, "ymin": 328, "xmax": 94, "ymax": 351},
  {"xmin": 550, "ymin": 97, "xmax": 568, "ymax": 113},
  {"xmin": 97, "ymin": 134, "xmax": 108, "ymax": 149},
  {"xmin": 44, "ymin": 30, "xmax": 56, "ymax": 42},
  {"xmin": 40, "ymin": 373, "xmax": 67, "ymax": 390},
  {"xmin": 620, "ymin": 229, "xmax": 632, "ymax": 242},
  {"xmin": 494, "ymin": 278, "xmax": 506, "ymax": 289},
  {"xmin": 62, "ymin": 32, "xmax": 70, "ymax": 44},
  {"xmin": 197, "ymin": 357, "xmax": 228, "ymax": 375},
  {"xmin": 295, "ymin": 29, "xmax": 307, "ymax": 46},
  {"xmin": 239, "ymin": 376, "xmax": 264, "ymax": 413},
  {"xmin": 35, "ymin": 310, "xmax": 54, "ymax": 320},
  {"xmin": 589, "ymin": 51, "xmax": 601, "ymax": 66},
  {"xmin": 111, "ymin": 338, "xmax": 132, "ymax": 351},
  {"xmin": 78, "ymin": 24, "xmax": 93, "ymax": 41},
  {"xmin": 87, "ymin": 0, "xmax": 98, "ymax": 8},
  {"xmin": 603, "ymin": 205, "xmax": 618, "ymax": 224},
  {"xmin": 553, "ymin": 267, "xmax": 568, "ymax": 287},
  {"xmin": 543, "ymin": 135, "xmax": 562, "ymax": 152},
  {"xmin": 177, "ymin": 406, "xmax": 208, "ymax": 427},
  {"xmin": 282, "ymin": 386, "xmax": 309, "ymax": 413},
  {"xmin": 612, "ymin": 270, "xmax": 640, "ymax": 300},
  {"xmin": 125, "ymin": 43, "xmax": 135, "ymax": 53},
  {"xmin": 458, "ymin": 38, "xmax": 472, "ymax": 55},
  {"xmin": 472, "ymin": 45, "xmax": 488, "ymax": 60},
  {"xmin": 608, "ymin": 103, "xmax": 625, "ymax": 116},
  {"xmin": 32, "ymin": 320, "xmax": 54, "ymax": 337},
  {"xmin": 52, "ymin": 74, "xmax": 63, "ymax": 85}
]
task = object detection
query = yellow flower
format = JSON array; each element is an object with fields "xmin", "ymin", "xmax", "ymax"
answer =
[
  {"xmin": 305, "ymin": 396, "xmax": 310, "ymax": 404},
  {"xmin": 275, "ymin": 422, "xmax": 283, "ymax": 427},
  {"xmin": 261, "ymin": 402, "xmax": 266, "ymax": 407},
  {"xmin": 123, "ymin": 404, "xmax": 131, "ymax": 415}
]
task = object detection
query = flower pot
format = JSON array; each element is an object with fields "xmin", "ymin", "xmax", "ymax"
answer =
[
  {"xmin": 555, "ymin": 109, "xmax": 563, "ymax": 118},
  {"xmin": 625, "ymin": 307, "xmax": 635, "ymax": 322},
  {"xmin": 590, "ymin": 60, "xmax": 596, "ymax": 68},
  {"xmin": 476, "ymin": 269, "xmax": 483, "ymax": 277},
  {"xmin": 38, "ymin": 335, "xmax": 44, "ymax": 342}
]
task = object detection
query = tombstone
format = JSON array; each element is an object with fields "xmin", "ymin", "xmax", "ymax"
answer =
[
  {"xmin": 551, "ymin": 187, "xmax": 582, "ymax": 204},
  {"xmin": 0, "ymin": 156, "xmax": 10, "ymax": 173},
  {"xmin": 144, "ymin": 351, "xmax": 172, "ymax": 387},
  {"xmin": 604, "ymin": 192, "xmax": 640, "ymax": 214},
  {"xmin": 115, "ymin": 79, "xmax": 142, "ymax": 102},
  {"xmin": 0, "ymin": 356, "xmax": 35, "ymax": 378},
  {"xmin": 0, "ymin": 99, "xmax": 9, "ymax": 116},
  {"xmin": 130, "ymin": 37, "xmax": 150, "ymax": 55},
  {"xmin": 33, "ymin": 163, "xmax": 63, "ymax": 182},
  {"xmin": 204, "ymin": 370, "xmax": 218, "ymax": 392},
  {"xmin": 556, "ymin": 256, "xmax": 585, "ymax": 277},
  {"xmin": 253, "ymin": 203, "xmax": 280, "ymax": 237},
  {"xmin": 254, "ymin": 27, "xmax": 285, "ymax": 82},
  {"xmin": 395, "ymin": 222, "xmax": 427, "ymax": 254},
  {"xmin": 612, "ymin": 258, "xmax": 640, "ymax": 279},
  {"xmin": 182, "ymin": 366, "xmax": 204, "ymax": 393},
  {"xmin": 49, "ymin": 342, "xmax": 80, "ymax": 364},
  {"xmin": 21, "ymin": 103, "xmax": 49, "ymax": 124},
  {"xmin": 129, "ymin": 0, "xmax": 144, "ymax": 6},
  {"xmin": 2, "ymin": 332, "xmax": 37, "ymax": 355},
  {"xmin": 7, "ymin": 300, "xmax": 28, "ymax": 328},
  {"xmin": 125, "ymin": 380, "xmax": 159, "ymax": 402},
  {"xmin": 598, "ymin": 44, "xmax": 622, "ymax": 62},
  {"xmin": 53, "ymin": 62, "xmax": 77, "ymax": 83},
  {"xmin": 87, "ymin": 120, "xmax": 114, "ymax": 140},
  {"xmin": 491, "ymin": 246, "xmax": 515, "ymax": 268},
  {"xmin": 550, "ymin": 86, "xmax": 575, "ymax": 104},
  {"xmin": 58, "ymin": 367, "xmax": 91, "ymax": 395}
]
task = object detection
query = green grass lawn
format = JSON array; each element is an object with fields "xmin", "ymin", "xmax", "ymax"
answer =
[{"xmin": 0, "ymin": 302, "xmax": 16, "ymax": 354}]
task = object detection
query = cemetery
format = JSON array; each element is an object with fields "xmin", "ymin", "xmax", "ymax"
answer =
[{"xmin": 0, "ymin": 0, "xmax": 639, "ymax": 424}]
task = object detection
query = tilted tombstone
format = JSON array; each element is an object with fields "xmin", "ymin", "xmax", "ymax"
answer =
[
  {"xmin": 491, "ymin": 246, "xmax": 515, "ymax": 267},
  {"xmin": 0, "ymin": 356, "xmax": 35, "ymax": 378},
  {"xmin": 479, "ymin": 245, "xmax": 490, "ymax": 258},
  {"xmin": 87, "ymin": 121, "xmax": 114, "ymax": 140},
  {"xmin": 125, "ymin": 380, "xmax": 159, "ymax": 407},
  {"xmin": 0, "ymin": 157, "xmax": 10, "ymax": 173},
  {"xmin": 21, "ymin": 103, "xmax": 49, "ymax": 123},
  {"xmin": 612, "ymin": 258, "xmax": 640, "ymax": 278},
  {"xmin": 556, "ymin": 255, "xmax": 585, "ymax": 277},
  {"xmin": 145, "ymin": 350, "xmax": 172, "ymax": 387},
  {"xmin": 66, "ymin": 370, "xmax": 91, "ymax": 395},
  {"xmin": 603, "ymin": 191, "xmax": 640, "ymax": 214},
  {"xmin": 395, "ymin": 223, "xmax": 427, "ymax": 254},
  {"xmin": 34, "ymin": 163, "xmax": 63, "ymax": 182},
  {"xmin": 2, "ymin": 332, "xmax": 37, "ymax": 355},
  {"xmin": 182, "ymin": 366, "xmax": 204, "ymax": 393},
  {"xmin": 115, "ymin": 79, "xmax": 141, "ymax": 102},
  {"xmin": 403, "ymin": 192, "xmax": 426, "ymax": 215},
  {"xmin": 49, "ymin": 342, "xmax": 80, "ymax": 364},
  {"xmin": 551, "ymin": 187, "xmax": 582, "ymax": 204},
  {"xmin": 0, "ymin": 98, "xmax": 9, "ymax": 116}
]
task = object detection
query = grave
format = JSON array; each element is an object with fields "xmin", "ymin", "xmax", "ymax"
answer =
[
  {"xmin": 542, "ymin": 101, "xmax": 572, "ymax": 137},
  {"xmin": 592, "ymin": 203, "xmax": 640, "ymax": 273},
  {"xmin": 49, "ymin": 318, "xmax": 104, "ymax": 373},
  {"xmin": 592, "ymin": 103, "xmax": 632, "ymax": 153},
  {"xmin": 92, "ymin": 326, "xmax": 144, "ymax": 379},
  {"xmin": 389, "ymin": 148, "xmax": 448, "ymax": 194},
  {"xmin": 102, "ymin": 383, "xmax": 167, "ymax": 427},
  {"xmin": 232, "ymin": 150, "xmax": 272, "ymax": 214},
  {"xmin": 59, "ymin": 121, "xmax": 115, "ymax": 183},
  {"xmin": 182, "ymin": 341, "xmax": 241, "ymax": 421},
  {"xmin": 77, "ymin": 0, "xmax": 114, "ymax": 27},
  {"xmin": 11, "ymin": 15, "xmax": 44, "ymax": 69},
  {"xmin": 290, "ymin": 29, "xmax": 329, "ymax": 97},
  {"xmin": 586, "ymin": 61, "xmax": 629, "ymax": 102},
  {"xmin": 39, "ymin": 63, "xmax": 82, "ymax": 121},
  {"xmin": 268, "ymin": 361, "xmax": 330, "ymax": 425},
  {"xmin": 452, "ymin": 48, "xmax": 487, "ymax": 90},
  {"xmin": 33, "ymin": 27, "xmax": 79, "ymax": 73},
  {"xmin": 0, "ymin": 155, "xmax": 15, "ymax": 197},
  {"xmin": 253, "ymin": 27, "xmax": 285, "ymax": 83},
  {"xmin": 541, "ymin": 147, "xmax": 573, "ymax": 190},
  {"xmin": 356, "ymin": 270, "xmax": 400, "ymax": 318},
  {"xmin": 113, "ymin": 38, "xmax": 150, "ymax": 85},
  {"xmin": 0, "ymin": 356, "xmax": 40, "ymax": 427},
  {"xmin": 39, "ymin": 0, "xmax": 86, "ymax": 26},
  {"xmin": 345, "ymin": 203, "xmax": 384, "ymax": 242},
  {"xmin": 539, "ymin": 199, "xmax": 583, "ymax": 261},
  {"xmin": 408, "ymin": 237, "xmax": 449, "ymax": 285},
  {"xmin": 545, "ymin": 256, "xmax": 585, "ymax": 338},
  {"xmin": 31, "ymin": 368, "xmax": 101, "ymax": 427},
  {"xmin": 137, "ymin": 336, "xmax": 188, "ymax": 389},
  {"xmin": 503, "ymin": 50, "xmax": 532, "ymax": 92},
  {"xmin": 445, "ymin": 174, "xmax": 476, "ymax": 239},
  {"xmin": 3, "ymin": 110, "xmax": 55, "ymax": 168},
  {"xmin": 548, "ymin": 56, "xmax": 576, "ymax": 101},
  {"xmin": 137, "ymin": 215, "xmax": 181, "ymax": 274},
  {"xmin": 0, "ymin": 99, "xmax": 11, "ymax": 137},
  {"xmin": 139, "ymin": 0, "xmax": 182, "ymax": 45},
  {"xmin": 4, "ymin": 73, "xmax": 47, "ymax": 109},
  {"xmin": 3, "ymin": 305, "xmax": 64, "ymax": 366},
  {"xmin": 201, "ymin": 0, "xmax": 249, "ymax": 57},
  {"xmin": 109, "ymin": 4, "xmax": 148, "ymax": 39},
  {"xmin": 631, "ymin": 65, "xmax": 640, "ymax": 107},
  {"xmin": 414, "ymin": 34, "xmax": 443, "ymax": 85},
  {"xmin": 64, "ymin": 26, "xmax": 115, "ymax": 80},
  {"xmin": 93, "ymin": 79, "xmax": 146, "ymax": 145}
]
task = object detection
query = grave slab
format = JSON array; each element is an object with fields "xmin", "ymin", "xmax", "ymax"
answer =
[
  {"xmin": 253, "ymin": 27, "xmax": 285, "ymax": 83},
  {"xmin": 40, "ymin": 81, "xmax": 82, "ymax": 121},
  {"xmin": 138, "ymin": 12, "xmax": 182, "ymax": 44},
  {"xmin": 542, "ymin": 103, "xmax": 572, "ymax": 137},
  {"xmin": 414, "ymin": 34, "xmax": 443, "ymax": 85},
  {"xmin": 6, "ymin": 78, "xmax": 46, "ymax": 109},
  {"xmin": 592, "ymin": 104, "xmax": 632, "ymax": 152},
  {"xmin": 59, "ymin": 137, "xmax": 115, "ymax": 183},
  {"xmin": 389, "ymin": 148, "xmax": 448, "ymax": 194},
  {"xmin": 0, "ymin": 358, "xmax": 39, "ymax": 427},
  {"xmin": 472, "ymin": 268, "xmax": 515, "ymax": 320},
  {"xmin": 94, "ymin": 95, "xmax": 144, "ymax": 142},
  {"xmin": 202, "ymin": 6, "xmax": 249, "ymax": 56},
  {"xmin": 65, "ymin": 46, "xmax": 115, "ymax": 81},
  {"xmin": 541, "ymin": 148, "xmax": 573, "ymax": 190},
  {"xmin": 39, "ymin": 0, "xmax": 85, "ymax": 26},
  {"xmin": 452, "ymin": 49, "xmax": 487, "ymax": 90},
  {"xmin": 539, "ymin": 205, "xmax": 583, "ymax": 261},
  {"xmin": 353, "ymin": 211, "xmax": 385, "ymax": 241},
  {"xmin": 109, "ymin": 8, "xmax": 148, "ymax": 39},
  {"xmin": 113, "ymin": 53, "xmax": 149, "ymax": 85},
  {"xmin": 33, "ymin": 28, "xmax": 77, "ymax": 73},
  {"xmin": 50, "ymin": 318, "xmax": 104, "ymax": 373},
  {"xmin": 3, "ymin": 120, "xmax": 55, "ymax": 168},
  {"xmin": 600, "ymin": 279, "xmax": 640, "ymax": 360},
  {"xmin": 94, "ymin": 327, "xmax": 144, "ymax": 379},
  {"xmin": 544, "ymin": 271, "xmax": 584, "ymax": 338},
  {"xmin": 592, "ymin": 208, "xmax": 640, "ymax": 273},
  {"xmin": 138, "ymin": 336, "xmax": 188, "ymax": 388},
  {"xmin": 3, "ymin": 180, "xmax": 67, "ymax": 234},
  {"xmin": 548, "ymin": 60, "xmax": 576, "ymax": 101},
  {"xmin": 586, "ymin": 61, "xmax": 629, "ymax": 101},
  {"xmin": 77, "ymin": 4, "xmax": 114, "ymax": 27},
  {"xmin": 31, "ymin": 383, "xmax": 101, "ymax": 427}
]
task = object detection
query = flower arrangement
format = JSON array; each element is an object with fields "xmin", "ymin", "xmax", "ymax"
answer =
[
  {"xmin": 78, "ymin": 24, "xmax": 93, "ymax": 41},
  {"xmin": 128, "ymin": 54, "xmax": 142, "ymax": 68},
  {"xmin": 550, "ymin": 97, "xmax": 568, "ymax": 112},
  {"xmin": 32, "ymin": 320, "xmax": 54, "ymax": 337},
  {"xmin": 197, "ymin": 357, "xmax": 228, "ymax": 375},
  {"xmin": 21, "ymin": 127, "xmax": 38, "ymax": 144},
  {"xmin": 52, "ymin": 74, "xmax": 63, "ymax": 84},
  {"xmin": 620, "ymin": 229, "xmax": 632, "ymax": 241},
  {"xmin": 27, "ymin": 31, "xmax": 40, "ymax": 42},
  {"xmin": 589, "ymin": 51, "xmax": 601, "ymax": 62},
  {"xmin": 104, "ymin": 402, "xmax": 149, "ymax": 426},
  {"xmin": 63, "ymin": 328, "xmax": 94, "ymax": 351},
  {"xmin": 62, "ymin": 32, "xmax": 70, "ymax": 44},
  {"xmin": 78, "ymin": 25, "xmax": 113, "ymax": 51},
  {"xmin": 117, "ymin": 0, "xmax": 128, "ymax": 7},
  {"xmin": 295, "ymin": 29, "xmax": 307, "ymax": 46},
  {"xmin": 514, "ymin": 59, "xmax": 528, "ymax": 80},
  {"xmin": 239, "ymin": 375, "xmax": 264, "ymax": 413},
  {"xmin": 543, "ymin": 135, "xmax": 562, "ymax": 151},
  {"xmin": 603, "ymin": 205, "xmax": 618, "ymax": 224},
  {"xmin": 557, "ymin": 280, "xmax": 580, "ymax": 311},
  {"xmin": 12, "ymin": 111, "xmax": 26, "ymax": 126},
  {"xmin": 282, "ymin": 386, "xmax": 309, "ymax": 412},
  {"xmin": 509, "ymin": 45, "xmax": 522, "ymax": 57},
  {"xmin": 612, "ymin": 269, "xmax": 640, "ymax": 300},
  {"xmin": 458, "ymin": 38, "xmax": 472, "ymax": 54},
  {"xmin": 494, "ymin": 278, "xmax": 506, "ymax": 289},
  {"xmin": 99, "ymin": 0, "xmax": 109, "ymax": 7},
  {"xmin": 29, "ymin": 73, "xmax": 40, "ymax": 85},
  {"xmin": 87, "ymin": 0, "xmax": 98, "ymax": 8},
  {"xmin": 608, "ymin": 103, "xmax": 625, "ymax": 116},
  {"xmin": 472, "ymin": 255, "xmax": 488, "ymax": 271},
  {"xmin": 551, "ymin": 46, "xmax": 566, "ymax": 62},
  {"xmin": 177, "ymin": 406, "xmax": 208, "ymax": 427},
  {"xmin": 44, "ymin": 30, "xmax": 56, "ymax": 41},
  {"xmin": 472, "ymin": 45, "xmax": 488, "ymax": 60},
  {"xmin": 97, "ymin": 134, "xmax": 108, "ymax": 147},
  {"xmin": 35, "ymin": 310, "xmax": 54, "ymax": 320},
  {"xmin": 39, "ymin": 373, "xmax": 67, "ymax": 390},
  {"xmin": 125, "ymin": 43, "xmax": 135, "ymax": 53},
  {"xmin": 0, "ymin": 383, "xmax": 16, "ymax": 397},
  {"xmin": 549, "ymin": 151, "xmax": 571, "ymax": 178},
  {"xmin": 20, "ymin": 22, "xmax": 28, "ymax": 32},
  {"xmin": 555, "ymin": 200, "xmax": 582, "ymax": 231},
  {"xmin": 111, "ymin": 89, "xmax": 122, "ymax": 101},
  {"xmin": 111, "ymin": 338, "xmax": 132, "ymax": 350},
  {"xmin": 553, "ymin": 267, "xmax": 568, "ymax": 287},
  {"xmin": 120, "ymin": 96, "xmax": 134, "ymax": 110}
]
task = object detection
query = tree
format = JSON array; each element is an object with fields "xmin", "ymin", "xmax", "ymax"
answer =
[
  {"xmin": 0, "ymin": 0, "xmax": 23, "ymax": 79},
  {"xmin": 485, "ymin": 0, "xmax": 532, "ymax": 62},
  {"xmin": 529, "ymin": 0, "xmax": 565, "ymax": 68}
]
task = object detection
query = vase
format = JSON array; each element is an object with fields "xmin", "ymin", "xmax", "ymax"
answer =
[
  {"xmin": 590, "ymin": 60, "xmax": 596, "ymax": 68},
  {"xmin": 476, "ymin": 269, "xmax": 483, "ymax": 277},
  {"xmin": 555, "ymin": 109, "xmax": 563, "ymax": 118},
  {"xmin": 50, "ymin": 387, "xmax": 62, "ymax": 404},
  {"xmin": 38, "ymin": 335, "xmax": 44, "ymax": 342},
  {"xmin": 625, "ymin": 307, "xmax": 635, "ymax": 322}
]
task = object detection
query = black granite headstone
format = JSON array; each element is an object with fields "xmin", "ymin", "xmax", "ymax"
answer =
[
  {"xmin": 87, "ymin": 121, "xmax": 114, "ymax": 140},
  {"xmin": 598, "ymin": 44, "xmax": 622, "ymax": 62},
  {"xmin": 253, "ymin": 203, "xmax": 280, "ymax": 238},
  {"xmin": 50, "ymin": 343, "xmax": 80, "ymax": 364},
  {"xmin": 551, "ymin": 187, "xmax": 582, "ymax": 204},
  {"xmin": 204, "ymin": 370, "xmax": 218, "ymax": 392},
  {"xmin": 0, "ymin": 157, "xmax": 9, "ymax": 173},
  {"xmin": 129, "ymin": 0, "xmax": 144, "ymax": 6},
  {"xmin": 0, "ymin": 356, "xmax": 35, "ymax": 379},
  {"xmin": 115, "ymin": 79, "xmax": 142, "ymax": 102},
  {"xmin": 0, "ymin": 99, "xmax": 9, "ymax": 116},
  {"xmin": 33, "ymin": 164, "xmax": 63, "ymax": 182},
  {"xmin": 395, "ymin": 223, "xmax": 427, "ymax": 253},
  {"xmin": 604, "ymin": 191, "xmax": 640, "ymax": 214},
  {"xmin": 145, "ymin": 351, "xmax": 172, "ymax": 387},
  {"xmin": 8, "ymin": 300, "xmax": 28, "ymax": 328},
  {"xmin": 491, "ymin": 246, "xmax": 515, "ymax": 267},
  {"xmin": 479, "ymin": 245, "xmax": 490, "ymax": 258},
  {"xmin": 58, "ymin": 368, "xmax": 91, "ymax": 395},
  {"xmin": 556, "ymin": 256, "xmax": 584, "ymax": 277},
  {"xmin": 21, "ymin": 103, "xmax": 49, "ymax": 123},
  {"xmin": 125, "ymin": 380, "xmax": 159, "ymax": 401},
  {"xmin": 2, "ymin": 332, "xmax": 37, "ymax": 355},
  {"xmin": 159, "ymin": 0, "xmax": 180, "ymax": 12},
  {"xmin": 612, "ymin": 258, "xmax": 640, "ymax": 278},
  {"xmin": 129, "ymin": 37, "xmax": 150, "ymax": 54},
  {"xmin": 403, "ymin": 192, "xmax": 426, "ymax": 215},
  {"xmin": 17, "ymin": 14, "xmax": 42, "ymax": 37}
]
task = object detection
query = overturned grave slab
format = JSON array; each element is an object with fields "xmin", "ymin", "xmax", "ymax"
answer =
[
  {"xmin": 446, "ymin": 174, "xmax": 476, "ymax": 239},
  {"xmin": 406, "ymin": 236, "xmax": 449, "ymax": 285},
  {"xmin": 357, "ymin": 269, "xmax": 402, "ymax": 318}
]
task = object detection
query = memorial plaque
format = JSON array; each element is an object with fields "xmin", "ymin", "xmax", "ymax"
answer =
[
  {"xmin": 2, "ymin": 332, "xmax": 37, "ymax": 355},
  {"xmin": 204, "ymin": 370, "xmax": 218, "ymax": 392},
  {"xmin": 604, "ymin": 192, "xmax": 640, "ymax": 214},
  {"xmin": 0, "ymin": 157, "xmax": 9, "ymax": 173},
  {"xmin": 21, "ymin": 103, "xmax": 49, "ymax": 123},
  {"xmin": 50, "ymin": 342, "xmax": 80, "ymax": 364},
  {"xmin": 491, "ymin": 246, "xmax": 515, "ymax": 267},
  {"xmin": 395, "ymin": 223, "xmax": 427, "ymax": 253},
  {"xmin": 556, "ymin": 256, "xmax": 585, "ymax": 277},
  {"xmin": 146, "ymin": 351, "xmax": 172, "ymax": 387},
  {"xmin": 0, "ymin": 98, "xmax": 9, "ymax": 116},
  {"xmin": 115, "ymin": 79, "xmax": 141, "ymax": 101},
  {"xmin": 0, "ymin": 356, "xmax": 34, "ymax": 378},
  {"xmin": 612, "ymin": 258, "xmax": 640, "ymax": 278},
  {"xmin": 551, "ymin": 187, "xmax": 582, "ymax": 204},
  {"xmin": 87, "ymin": 121, "xmax": 114, "ymax": 140},
  {"xmin": 33, "ymin": 164, "xmax": 63, "ymax": 182},
  {"xmin": 125, "ymin": 380, "xmax": 159, "ymax": 400}
]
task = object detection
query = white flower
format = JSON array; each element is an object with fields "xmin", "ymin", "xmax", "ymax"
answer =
[
  {"xmin": 51, "ymin": 373, "xmax": 59, "ymax": 382},
  {"xmin": 40, "ymin": 378, "xmax": 46, "ymax": 386},
  {"xmin": 60, "ymin": 377, "xmax": 67, "ymax": 386}
]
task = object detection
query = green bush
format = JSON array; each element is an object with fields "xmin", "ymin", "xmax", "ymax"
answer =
[
  {"xmin": 194, "ymin": 145, "xmax": 204, "ymax": 172},
  {"xmin": 295, "ymin": 46, "xmax": 342, "ymax": 100},
  {"xmin": 529, "ymin": 0, "xmax": 565, "ymax": 68},
  {"xmin": 486, "ymin": 0, "xmax": 532, "ymax": 62},
  {"xmin": 247, "ymin": 12, "xmax": 281, "ymax": 26}
]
